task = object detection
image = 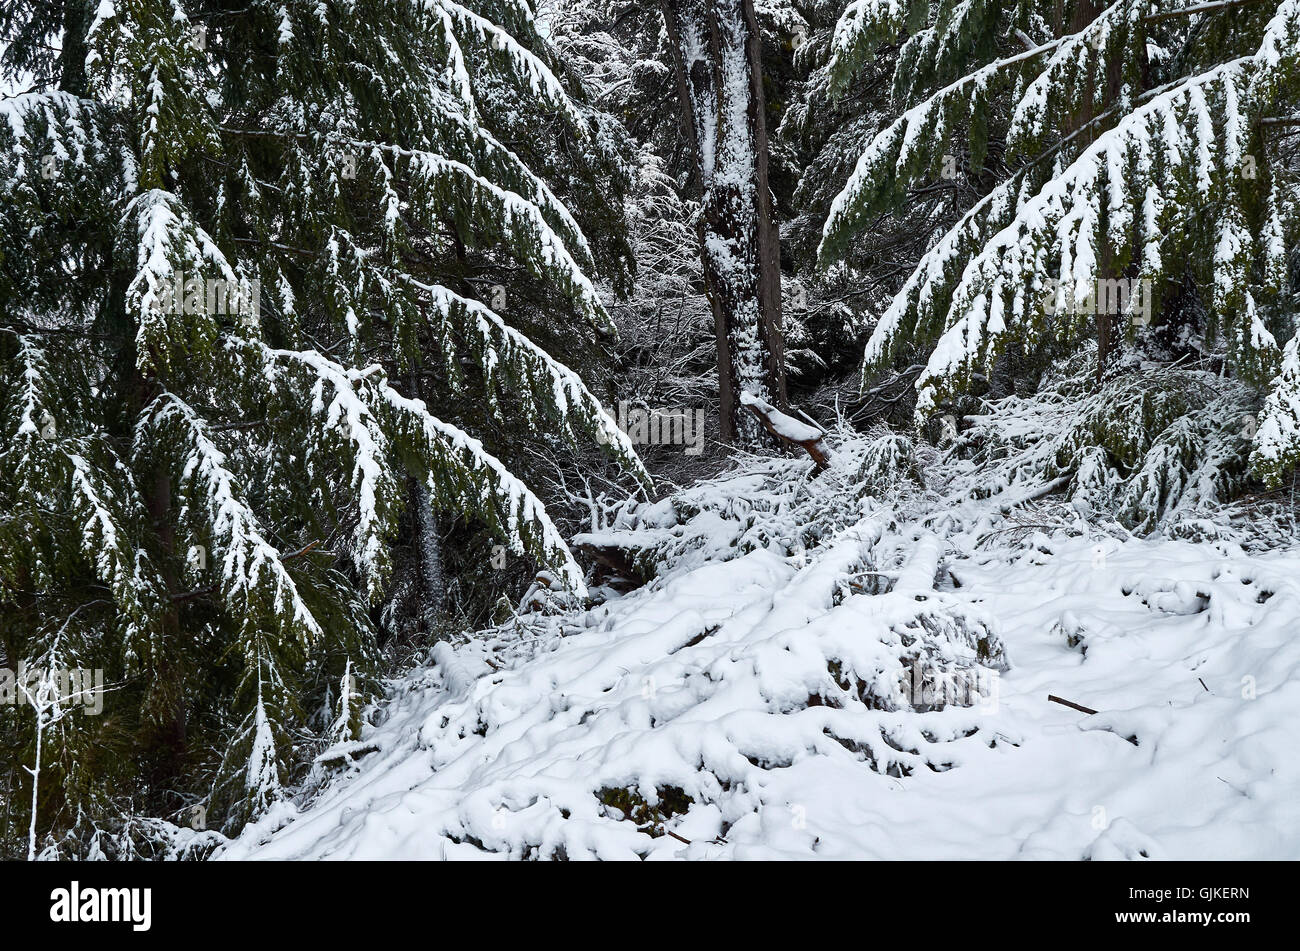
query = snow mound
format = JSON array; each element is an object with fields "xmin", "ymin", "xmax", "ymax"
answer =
[{"xmin": 222, "ymin": 438, "xmax": 1300, "ymax": 860}]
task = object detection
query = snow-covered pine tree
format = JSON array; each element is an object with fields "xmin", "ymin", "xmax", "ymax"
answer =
[
  {"xmin": 818, "ymin": 0, "xmax": 1300, "ymax": 486},
  {"xmin": 779, "ymin": 0, "xmax": 975, "ymax": 396},
  {"xmin": 0, "ymin": 0, "xmax": 648, "ymax": 849}
]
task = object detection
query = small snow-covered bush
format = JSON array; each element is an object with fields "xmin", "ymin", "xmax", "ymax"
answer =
[
  {"xmin": 958, "ymin": 348, "xmax": 1257, "ymax": 534},
  {"xmin": 574, "ymin": 424, "xmax": 929, "ymax": 581}
]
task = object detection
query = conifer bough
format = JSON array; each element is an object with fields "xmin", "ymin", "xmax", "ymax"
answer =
[
  {"xmin": 0, "ymin": 0, "xmax": 647, "ymax": 846},
  {"xmin": 820, "ymin": 0, "xmax": 1300, "ymax": 487}
]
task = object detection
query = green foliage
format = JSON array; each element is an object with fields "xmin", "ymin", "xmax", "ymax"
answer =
[
  {"xmin": 596, "ymin": 784, "xmax": 694, "ymax": 838},
  {"xmin": 819, "ymin": 0, "xmax": 1300, "ymax": 489},
  {"xmin": 844, "ymin": 428, "xmax": 926, "ymax": 495},
  {"xmin": 0, "ymin": 0, "xmax": 645, "ymax": 853},
  {"xmin": 961, "ymin": 347, "xmax": 1256, "ymax": 531}
]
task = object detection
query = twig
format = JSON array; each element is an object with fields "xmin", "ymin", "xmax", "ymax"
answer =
[
  {"xmin": 170, "ymin": 540, "xmax": 324, "ymax": 602},
  {"xmin": 663, "ymin": 828, "xmax": 727, "ymax": 847},
  {"xmin": 1048, "ymin": 694, "xmax": 1098, "ymax": 715}
]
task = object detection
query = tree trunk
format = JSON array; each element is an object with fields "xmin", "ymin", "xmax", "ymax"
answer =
[
  {"xmin": 142, "ymin": 409, "xmax": 189, "ymax": 792},
  {"xmin": 410, "ymin": 478, "xmax": 446, "ymax": 629},
  {"xmin": 661, "ymin": 0, "xmax": 786, "ymax": 447},
  {"xmin": 60, "ymin": 1, "xmax": 90, "ymax": 96},
  {"xmin": 407, "ymin": 373, "xmax": 445, "ymax": 631},
  {"xmin": 1054, "ymin": 0, "xmax": 1130, "ymax": 383}
]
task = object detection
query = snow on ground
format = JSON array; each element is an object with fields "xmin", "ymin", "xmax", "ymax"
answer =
[{"xmin": 221, "ymin": 437, "xmax": 1300, "ymax": 860}]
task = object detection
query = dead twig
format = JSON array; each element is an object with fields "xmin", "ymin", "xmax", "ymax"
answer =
[{"xmin": 1048, "ymin": 694, "xmax": 1098, "ymax": 715}]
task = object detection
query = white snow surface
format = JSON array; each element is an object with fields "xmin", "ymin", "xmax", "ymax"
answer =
[{"xmin": 223, "ymin": 443, "xmax": 1300, "ymax": 860}]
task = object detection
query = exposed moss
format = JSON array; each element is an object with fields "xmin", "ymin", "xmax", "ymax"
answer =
[{"xmin": 597, "ymin": 784, "xmax": 693, "ymax": 837}]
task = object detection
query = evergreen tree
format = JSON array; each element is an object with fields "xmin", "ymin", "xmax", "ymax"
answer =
[
  {"xmin": 0, "ymin": 0, "xmax": 647, "ymax": 850},
  {"xmin": 819, "ymin": 0, "xmax": 1300, "ymax": 485},
  {"xmin": 780, "ymin": 0, "xmax": 980, "ymax": 396}
]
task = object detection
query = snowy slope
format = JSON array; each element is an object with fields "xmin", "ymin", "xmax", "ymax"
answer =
[{"xmin": 221, "ymin": 439, "xmax": 1300, "ymax": 861}]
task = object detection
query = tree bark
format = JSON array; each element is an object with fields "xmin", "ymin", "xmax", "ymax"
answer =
[
  {"xmin": 1058, "ymin": 0, "xmax": 1131, "ymax": 383},
  {"xmin": 406, "ymin": 372, "xmax": 445, "ymax": 631},
  {"xmin": 410, "ymin": 478, "xmax": 446, "ymax": 629},
  {"xmin": 661, "ymin": 0, "xmax": 787, "ymax": 447},
  {"xmin": 140, "ymin": 389, "xmax": 189, "ymax": 792},
  {"xmin": 60, "ymin": 0, "xmax": 89, "ymax": 96}
]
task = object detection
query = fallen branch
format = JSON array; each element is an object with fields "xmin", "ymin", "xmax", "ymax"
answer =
[
  {"xmin": 995, "ymin": 476, "xmax": 1072, "ymax": 514},
  {"xmin": 1048, "ymin": 694, "xmax": 1098, "ymax": 715},
  {"xmin": 741, "ymin": 393, "xmax": 832, "ymax": 470},
  {"xmin": 314, "ymin": 743, "xmax": 381, "ymax": 768}
]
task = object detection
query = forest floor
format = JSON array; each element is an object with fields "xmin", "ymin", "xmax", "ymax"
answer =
[{"xmin": 221, "ymin": 432, "xmax": 1300, "ymax": 860}]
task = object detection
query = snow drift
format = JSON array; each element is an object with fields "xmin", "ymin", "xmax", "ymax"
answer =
[{"xmin": 222, "ymin": 428, "xmax": 1300, "ymax": 860}]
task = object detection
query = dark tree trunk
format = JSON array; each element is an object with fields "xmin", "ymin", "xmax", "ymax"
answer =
[
  {"xmin": 140, "ymin": 402, "xmax": 189, "ymax": 797},
  {"xmin": 407, "ymin": 373, "xmax": 445, "ymax": 630},
  {"xmin": 126, "ymin": 296, "xmax": 188, "ymax": 799},
  {"xmin": 60, "ymin": 0, "xmax": 89, "ymax": 96},
  {"xmin": 661, "ymin": 0, "xmax": 786, "ymax": 447},
  {"xmin": 410, "ymin": 478, "xmax": 446, "ymax": 628},
  {"xmin": 1058, "ymin": 0, "xmax": 1132, "ymax": 383}
]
